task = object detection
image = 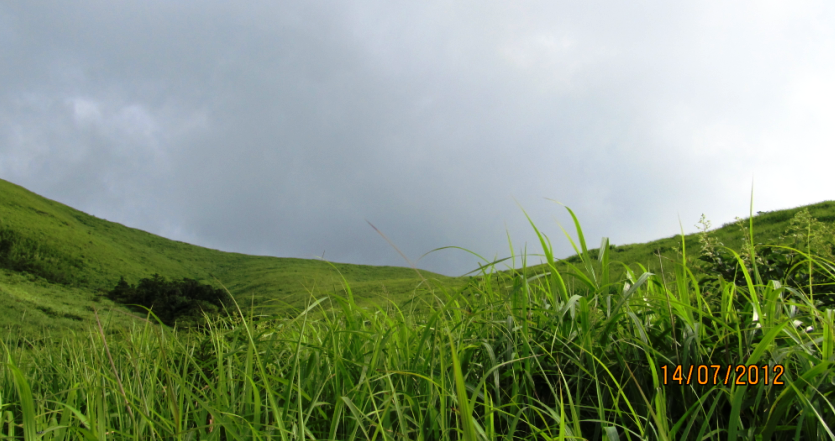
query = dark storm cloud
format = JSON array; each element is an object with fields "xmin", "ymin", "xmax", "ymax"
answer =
[{"xmin": 2, "ymin": 1, "xmax": 834, "ymax": 276}]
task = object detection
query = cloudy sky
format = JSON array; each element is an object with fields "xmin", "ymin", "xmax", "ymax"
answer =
[{"xmin": 1, "ymin": 2, "xmax": 833, "ymax": 276}]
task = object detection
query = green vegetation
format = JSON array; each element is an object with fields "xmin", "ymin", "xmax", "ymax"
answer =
[
  {"xmin": 106, "ymin": 275, "xmax": 233, "ymax": 328},
  {"xmin": 0, "ymin": 226, "xmax": 86, "ymax": 286},
  {"xmin": 0, "ymin": 182, "xmax": 835, "ymax": 440},
  {"xmin": 0, "ymin": 178, "xmax": 463, "ymax": 337},
  {"xmin": 553, "ymin": 201, "xmax": 835, "ymax": 279},
  {"xmin": 1, "ymin": 178, "xmax": 834, "ymax": 439}
]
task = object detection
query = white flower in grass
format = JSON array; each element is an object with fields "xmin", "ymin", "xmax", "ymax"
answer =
[{"xmin": 790, "ymin": 319, "xmax": 814, "ymax": 333}]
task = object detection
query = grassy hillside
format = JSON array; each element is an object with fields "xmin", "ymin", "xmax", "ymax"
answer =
[
  {"xmin": 2, "ymin": 193, "xmax": 833, "ymax": 439},
  {"xmin": 0, "ymin": 178, "xmax": 463, "ymax": 336},
  {"xmin": 3, "ymin": 174, "xmax": 833, "ymax": 337},
  {"xmin": 514, "ymin": 200, "xmax": 835, "ymax": 286}
]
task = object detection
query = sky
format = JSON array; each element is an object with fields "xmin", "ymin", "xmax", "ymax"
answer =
[{"xmin": 1, "ymin": 1, "xmax": 834, "ymax": 277}]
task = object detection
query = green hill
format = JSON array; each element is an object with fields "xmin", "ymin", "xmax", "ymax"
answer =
[
  {"xmin": 0, "ymin": 178, "xmax": 462, "ymax": 336},
  {"xmin": 2, "ymin": 175, "xmax": 833, "ymax": 337},
  {"xmin": 518, "ymin": 200, "xmax": 835, "ymax": 284},
  {"xmin": 3, "ymin": 178, "xmax": 833, "ymax": 438}
]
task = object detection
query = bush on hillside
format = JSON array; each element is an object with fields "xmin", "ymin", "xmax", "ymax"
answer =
[{"xmin": 108, "ymin": 274, "xmax": 232, "ymax": 327}]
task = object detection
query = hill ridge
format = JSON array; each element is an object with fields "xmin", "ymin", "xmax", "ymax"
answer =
[
  {"xmin": 2, "ymin": 177, "xmax": 834, "ymax": 336},
  {"xmin": 0, "ymin": 177, "xmax": 457, "ymax": 335}
]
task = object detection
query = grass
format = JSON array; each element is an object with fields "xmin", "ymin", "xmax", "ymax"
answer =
[
  {"xmin": 1, "ymin": 197, "xmax": 834, "ymax": 439},
  {"xmin": 0, "ymin": 177, "xmax": 466, "ymax": 337},
  {"xmin": 527, "ymin": 200, "xmax": 835, "ymax": 283}
]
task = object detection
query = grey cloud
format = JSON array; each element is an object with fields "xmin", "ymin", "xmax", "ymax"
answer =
[{"xmin": 2, "ymin": 1, "xmax": 834, "ymax": 276}]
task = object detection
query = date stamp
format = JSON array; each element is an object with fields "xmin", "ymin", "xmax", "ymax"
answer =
[{"xmin": 661, "ymin": 364, "xmax": 785, "ymax": 386}]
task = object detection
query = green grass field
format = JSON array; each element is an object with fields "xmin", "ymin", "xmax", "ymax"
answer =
[{"xmin": 1, "ymin": 178, "xmax": 834, "ymax": 439}]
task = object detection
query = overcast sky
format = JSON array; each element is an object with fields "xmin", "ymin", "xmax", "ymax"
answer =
[{"xmin": 1, "ymin": 2, "xmax": 833, "ymax": 276}]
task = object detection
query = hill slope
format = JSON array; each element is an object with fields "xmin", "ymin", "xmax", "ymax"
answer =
[
  {"xmin": 3, "ymin": 176, "xmax": 833, "ymax": 336},
  {"xmin": 504, "ymin": 200, "xmax": 835, "ymax": 295},
  {"xmin": 0, "ymin": 178, "xmax": 461, "ymax": 336},
  {"xmin": 558, "ymin": 201, "xmax": 835, "ymax": 271}
]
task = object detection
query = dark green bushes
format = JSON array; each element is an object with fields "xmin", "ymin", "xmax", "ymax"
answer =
[{"xmin": 107, "ymin": 274, "xmax": 232, "ymax": 327}]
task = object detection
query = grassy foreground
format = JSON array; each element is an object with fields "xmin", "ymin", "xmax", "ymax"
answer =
[{"xmin": 2, "ymin": 205, "xmax": 834, "ymax": 440}]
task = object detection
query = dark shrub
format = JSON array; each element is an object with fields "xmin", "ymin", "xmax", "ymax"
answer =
[{"xmin": 108, "ymin": 274, "xmax": 232, "ymax": 327}]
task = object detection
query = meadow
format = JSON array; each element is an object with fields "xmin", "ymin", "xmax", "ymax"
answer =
[{"xmin": 1, "ymin": 178, "xmax": 834, "ymax": 439}]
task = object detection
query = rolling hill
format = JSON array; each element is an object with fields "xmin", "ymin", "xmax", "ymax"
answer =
[
  {"xmin": 0, "ymin": 178, "xmax": 463, "ymax": 337},
  {"xmin": 2, "ymin": 176, "xmax": 833, "ymax": 337},
  {"xmin": 548, "ymin": 200, "xmax": 835, "ymax": 279}
]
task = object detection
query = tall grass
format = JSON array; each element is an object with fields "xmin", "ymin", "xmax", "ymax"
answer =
[{"xmin": 1, "ymin": 207, "xmax": 833, "ymax": 440}]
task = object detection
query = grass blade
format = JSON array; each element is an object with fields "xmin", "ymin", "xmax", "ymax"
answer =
[{"xmin": 6, "ymin": 355, "xmax": 37, "ymax": 441}]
